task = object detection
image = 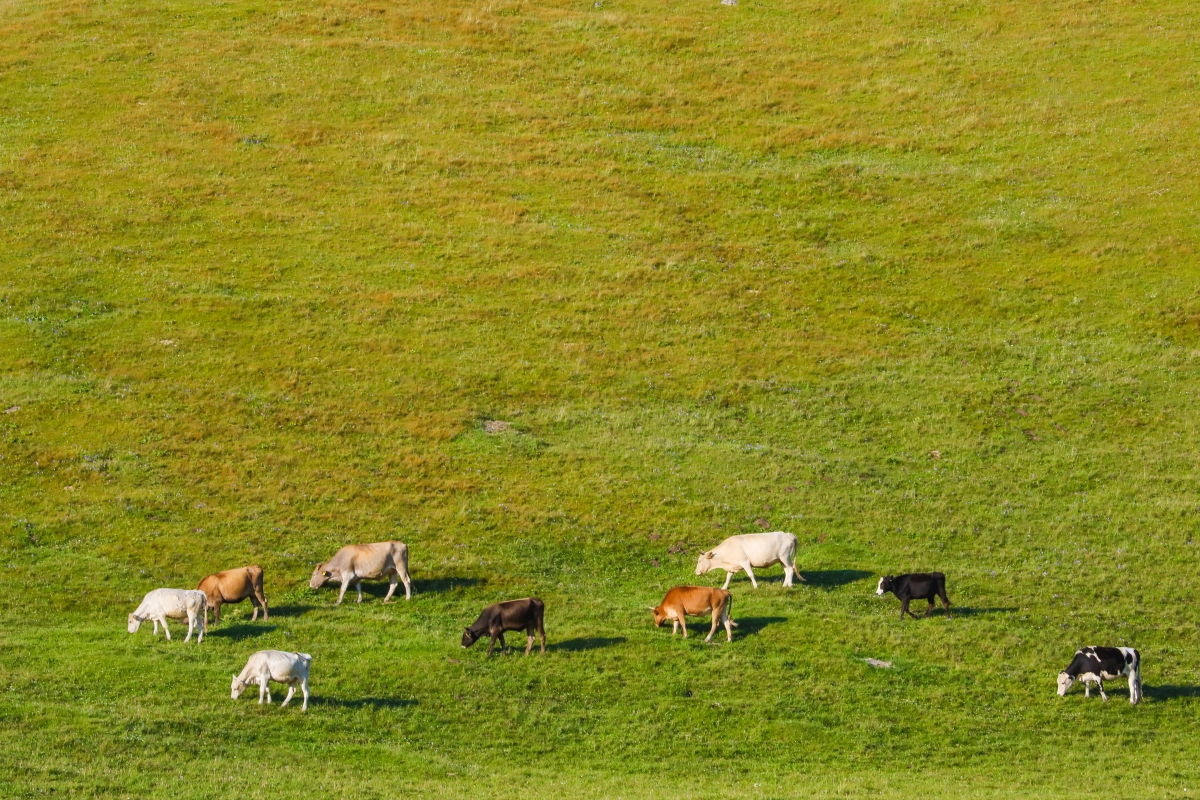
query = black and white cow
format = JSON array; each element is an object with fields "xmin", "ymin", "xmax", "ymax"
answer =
[
  {"xmin": 875, "ymin": 573, "xmax": 951, "ymax": 620},
  {"xmin": 1057, "ymin": 646, "xmax": 1142, "ymax": 704}
]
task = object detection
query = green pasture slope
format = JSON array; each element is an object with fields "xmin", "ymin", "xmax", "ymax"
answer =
[{"xmin": 3, "ymin": 0, "xmax": 1200, "ymax": 796}]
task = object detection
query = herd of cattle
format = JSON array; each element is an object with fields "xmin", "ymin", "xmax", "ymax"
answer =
[{"xmin": 126, "ymin": 531, "xmax": 1144, "ymax": 710}]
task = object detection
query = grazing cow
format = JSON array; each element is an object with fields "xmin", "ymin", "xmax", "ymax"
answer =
[
  {"xmin": 231, "ymin": 650, "xmax": 312, "ymax": 711},
  {"xmin": 876, "ymin": 573, "xmax": 952, "ymax": 620},
  {"xmin": 1057, "ymin": 646, "xmax": 1142, "ymax": 705},
  {"xmin": 649, "ymin": 586, "xmax": 736, "ymax": 643},
  {"xmin": 198, "ymin": 565, "xmax": 268, "ymax": 625},
  {"xmin": 127, "ymin": 588, "xmax": 208, "ymax": 643},
  {"xmin": 461, "ymin": 598, "xmax": 546, "ymax": 656},
  {"xmin": 309, "ymin": 541, "xmax": 412, "ymax": 603},
  {"xmin": 695, "ymin": 531, "xmax": 804, "ymax": 589}
]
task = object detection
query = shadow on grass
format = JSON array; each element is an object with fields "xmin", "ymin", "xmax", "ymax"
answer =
[
  {"xmin": 316, "ymin": 696, "xmax": 418, "ymax": 710},
  {"xmin": 732, "ymin": 616, "xmax": 787, "ymax": 637},
  {"xmin": 948, "ymin": 606, "xmax": 1017, "ymax": 617},
  {"xmin": 208, "ymin": 624, "xmax": 276, "ymax": 641},
  {"xmin": 548, "ymin": 637, "xmax": 626, "ymax": 652},
  {"xmin": 265, "ymin": 605, "xmax": 313, "ymax": 618},
  {"xmin": 802, "ymin": 570, "xmax": 874, "ymax": 589},
  {"xmin": 1144, "ymin": 685, "xmax": 1200, "ymax": 702},
  {"xmin": 413, "ymin": 577, "xmax": 484, "ymax": 595}
]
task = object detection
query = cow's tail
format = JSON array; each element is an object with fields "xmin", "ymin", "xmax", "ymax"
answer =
[{"xmin": 1131, "ymin": 649, "xmax": 1143, "ymax": 704}]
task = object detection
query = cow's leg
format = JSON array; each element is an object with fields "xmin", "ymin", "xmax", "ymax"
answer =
[
  {"xmin": 212, "ymin": 600, "xmax": 221, "ymax": 627},
  {"xmin": 925, "ymin": 599, "xmax": 935, "ymax": 618},
  {"xmin": 300, "ymin": 679, "xmax": 309, "ymax": 711},
  {"xmin": 383, "ymin": 574, "xmax": 399, "ymax": 603},
  {"xmin": 259, "ymin": 679, "xmax": 267, "ymax": 705},
  {"xmin": 160, "ymin": 617, "xmax": 171, "ymax": 640},
  {"xmin": 198, "ymin": 609, "xmax": 205, "ymax": 644},
  {"xmin": 783, "ymin": 562, "xmax": 794, "ymax": 588},
  {"xmin": 487, "ymin": 633, "xmax": 499, "ymax": 656},
  {"xmin": 1098, "ymin": 680, "xmax": 1108, "ymax": 702},
  {"xmin": 724, "ymin": 607, "xmax": 733, "ymax": 642},
  {"xmin": 525, "ymin": 633, "xmax": 535, "ymax": 655},
  {"xmin": 1084, "ymin": 682, "xmax": 1091, "ymax": 698},
  {"xmin": 152, "ymin": 619, "xmax": 160, "ymax": 636},
  {"xmin": 671, "ymin": 619, "xmax": 679, "ymax": 635},
  {"xmin": 184, "ymin": 611, "xmax": 194, "ymax": 643},
  {"xmin": 281, "ymin": 685, "xmax": 296, "ymax": 708},
  {"xmin": 355, "ymin": 580, "xmax": 364, "ymax": 604},
  {"xmin": 679, "ymin": 617, "xmax": 688, "ymax": 639},
  {"xmin": 537, "ymin": 614, "xmax": 546, "ymax": 653},
  {"xmin": 899, "ymin": 599, "xmax": 909, "ymax": 620},
  {"xmin": 722, "ymin": 570, "xmax": 734, "ymax": 590},
  {"xmin": 498, "ymin": 632, "xmax": 508, "ymax": 653},
  {"xmin": 742, "ymin": 563, "xmax": 758, "ymax": 589},
  {"xmin": 250, "ymin": 596, "xmax": 259, "ymax": 622},
  {"xmin": 400, "ymin": 571, "xmax": 412, "ymax": 601},
  {"xmin": 336, "ymin": 575, "xmax": 352, "ymax": 605},
  {"xmin": 705, "ymin": 608, "xmax": 720, "ymax": 643}
]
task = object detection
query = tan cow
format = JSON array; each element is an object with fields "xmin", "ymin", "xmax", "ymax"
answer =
[
  {"xmin": 198, "ymin": 565, "xmax": 268, "ymax": 625},
  {"xmin": 309, "ymin": 541, "xmax": 412, "ymax": 603},
  {"xmin": 649, "ymin": 586, "xmax": 736, "ymax": 643}
]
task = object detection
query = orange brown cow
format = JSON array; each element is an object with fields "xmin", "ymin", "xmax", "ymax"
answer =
[
  {"xmin": 649, "ymin": 586, "xmax": 735, "ymax": 642},
  {"xmin": 197, "ymin": 565, "xmax": 268, "ymax": 626}
]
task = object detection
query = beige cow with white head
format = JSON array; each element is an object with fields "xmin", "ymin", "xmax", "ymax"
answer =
[{"xmin": 309, "ymin": 541, "xmax": 412, "ymax": 603}]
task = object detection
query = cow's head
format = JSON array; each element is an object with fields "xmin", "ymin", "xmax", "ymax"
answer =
[
  {"xmin": 127, "ymin": 613, "xmax": 142, "ymax": 633},
  {"xmin": 695, "ymin": 551, "xmax": 716, "ymax": 576},
  {"xmin": 876, "ymin": 576, "xmax": 894, "ymax": 596},
  {"xmin": 231, "ymin": 675, "xmax": 248, "ymax": 700},
  {"xmin": 461, "ymin": 628, "xmax": 480, "ymax": 649},
  {"xmin": 648, "ymin": 605, "xmax": 668, "ymax": 627},
  {"xmin": 309, "ymin": 563, "xmax": 332, "ymax": 589},
  {"xmin": 1056, "ymin": 672, "xmax": 1075, "ymax": 697}
]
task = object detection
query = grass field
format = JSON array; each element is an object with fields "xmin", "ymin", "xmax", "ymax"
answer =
[{"xmin": 3, "ymin": 0, "xmax": 1200, "ymax": 796}]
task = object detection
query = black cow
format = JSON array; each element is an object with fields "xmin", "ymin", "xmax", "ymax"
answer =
[
  {"xmin": 1057, "ymin": 646, "xmax": 1142, "ymax": 704},
  {"xmin": 876, "ymin": 573, "xmax": 951, "ymax": 620},
  {"xmin": 461, "ymin": 597, "xmax": 546, "ymax": 656}
]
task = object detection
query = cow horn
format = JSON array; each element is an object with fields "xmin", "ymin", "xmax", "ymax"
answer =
[{"xmin": 647, "ymin": 606, "xmax": 658, "ymax": 611}]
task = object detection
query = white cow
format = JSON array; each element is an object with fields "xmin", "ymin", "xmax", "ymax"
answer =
[
  {"xmin": 695, "ymin": 531, "xmax": 804, "ymax": 589},
  {"xmin": 231, "ymin": 650, "xmax": 312, "ymax": 711},
  {"xmin": 127, "ymin": 588, "xmax": 208, "ymax": 643}
]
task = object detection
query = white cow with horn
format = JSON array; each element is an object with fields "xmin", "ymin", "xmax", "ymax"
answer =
[
  {"xmin": 695, "ymin": 531, "xmax": 804, "ymax": 589},
  {"xmin": 127, "ymin": 588, "xmax": 208, "ymax": 643},
  {"xmin": 231, "ymin": 650, "xmax": 313, "ymax": 711}
]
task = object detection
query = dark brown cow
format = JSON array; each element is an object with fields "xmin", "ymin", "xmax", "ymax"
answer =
[
  {"xmin": 461, "ymin": 598, "xmax": 546, "ymax": 656},
  {"xmin": 649, "ymin": 586, "xmax": 735, "ymax": 642},
  {"xmin": 198, "ymin": 566, "xmax": 268, "ymax": 625}
]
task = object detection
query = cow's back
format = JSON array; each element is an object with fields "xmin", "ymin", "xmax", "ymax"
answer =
[
  {"xmin": 722, "ymin": 531, "xmax": 795, "ymax": 560},
  {"xmin": 670, "ymin": 586, "xmax": 726, "ymax": 615},
  {"xmin": 342, "ymin": 541, "xmax": 405, "ymax": 577},
  {"xmin": 200, "ymin": 566, "xmax": 260, "ymax": 599}
]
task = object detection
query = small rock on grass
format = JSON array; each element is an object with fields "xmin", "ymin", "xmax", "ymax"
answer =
[{"xmin": 863, "ymin": 658, "xmax": 893, "ymax": 669}]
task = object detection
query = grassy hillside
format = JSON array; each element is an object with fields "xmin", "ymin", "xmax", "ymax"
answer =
[{"xmin": 3, "ymin": 0, "xmax": 1200, "ymax": 796}]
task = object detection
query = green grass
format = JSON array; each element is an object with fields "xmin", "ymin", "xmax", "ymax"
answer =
[{"xmin": 3, "ymin": 0, "xmax": 1200, "ymax": 796}]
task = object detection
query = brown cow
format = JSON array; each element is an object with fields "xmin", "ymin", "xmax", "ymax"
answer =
[
  {"xmin": 649, "ymin": 586, "xmax": 735, "ymax": 643},
  {"xmin": 461, "ymin": 597, "xmax": 546, "ymax": 656},
  {"xmin": 197, "ymin": 566, "xmax": 268, "ymax": 626}
]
